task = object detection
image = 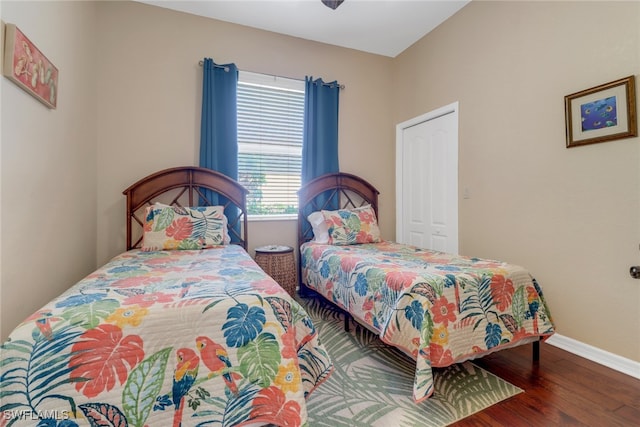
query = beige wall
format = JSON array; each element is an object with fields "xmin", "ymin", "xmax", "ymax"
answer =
[
  {"xmin": 0, "ymin": 1, "xmax": 98, "ymax": 340},
  {"xmin": 393, "ymin": 0, "xmax": 640, "ymax": 362},
  {"xmin": 1, "ymin": 0, "xmax": 639, "ymax": 364},
  {"xmin": 94, "ymin": 1, "xmax": 395, "ymax": 266},
  {"xmin": 0, "ymin": 1, "xmax": 3, "ymax": 342}
]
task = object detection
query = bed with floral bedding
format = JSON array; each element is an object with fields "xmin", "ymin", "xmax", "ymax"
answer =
[
  {"xmin": 0, "ymin": 167, "xmax": 332, "ymax": 427},
  {"xmin": 297, "ymin": 173, "xmax": 554, "ymax": 403}
]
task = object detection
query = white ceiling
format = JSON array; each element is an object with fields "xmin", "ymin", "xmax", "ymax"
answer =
[{"xmin": 136, "ymin": 0, "xmax": 470, "ymax": 57}]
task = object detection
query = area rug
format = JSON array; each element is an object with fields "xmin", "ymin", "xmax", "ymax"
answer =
[{"xmin": 301, "ymin": 296, "xmax": 523, "ymax": 427}]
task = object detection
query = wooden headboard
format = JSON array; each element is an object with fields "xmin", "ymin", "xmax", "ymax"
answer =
[
  {"xmin": 123, "ymin": 166, "xmax": 249, "ymax": 250},
  {"xmin": 297, "ymin": 172, "xmax": 380, "ymax": 249}
]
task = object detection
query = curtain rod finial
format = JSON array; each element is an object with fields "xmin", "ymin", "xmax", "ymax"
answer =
[{"xmin": 322, "ymin": 0, "xmax": 344, "ymax": 10}]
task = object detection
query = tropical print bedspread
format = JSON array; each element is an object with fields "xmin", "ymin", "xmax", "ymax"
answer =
[
  {"xmin": 300, "ymin": 241, "xmax": 554, "ymax": 402},
  {"xmin": 1, "ymin": 245, "xmax": 332, "ymax": 427}
]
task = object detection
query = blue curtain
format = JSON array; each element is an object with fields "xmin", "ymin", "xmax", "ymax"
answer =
[
  {"xmin": 302, "ymin": 77, "xmax": 341, "ymax": 212},
  {"xmin": 302, "ymin": 76, "xmax": 340, "ymax": 183},
  {"xmin": 199, "ymin": 58, "xmax": 238, "ymax": 180},
  {"xmin": 199, "ymin": 57, "xmax": 240, "ymax": 240}
]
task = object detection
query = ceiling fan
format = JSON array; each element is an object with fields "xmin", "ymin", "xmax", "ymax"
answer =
[{"xmin": 322, "ymin": 0, "xmax": 344, "ymax": 10}]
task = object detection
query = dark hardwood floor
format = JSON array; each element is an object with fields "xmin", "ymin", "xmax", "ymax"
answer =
[{"xmin": 452, "ymin": 343, "xmax": 640, "ymax": 426}]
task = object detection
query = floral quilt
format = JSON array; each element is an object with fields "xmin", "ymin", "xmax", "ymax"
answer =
[
  {"xmin": 300, "ymin": 241, "xmax": 554, "ymax": 402},
  {"xmin": 1, "ymin": 245, "xmax": 332, "ymax": 426}
]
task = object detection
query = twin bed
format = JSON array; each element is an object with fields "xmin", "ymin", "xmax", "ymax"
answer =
[
  {"xmin": 297, "ymin": 172, "xmax": 555, "ymax": 402},
  {"xmin": 1, "ymin": 166, "xmax": 555, "ymax": 427},
  {"xmin": 1, "ymin": 167, "xmax": 332, "ymax": 427}
]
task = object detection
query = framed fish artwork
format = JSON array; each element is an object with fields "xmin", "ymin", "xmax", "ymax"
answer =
[
  {"xmin": 565, "ymin": 75, "xmax": 636, "ymax": 148},
  {"xmin": 2, "ymin": 23, "xmax": 58, "ymax": 109}
]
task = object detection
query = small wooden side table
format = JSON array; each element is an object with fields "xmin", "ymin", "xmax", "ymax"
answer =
[{"xmin": 254, "ymin": 245, "xmax": 297, "ymax": 296}]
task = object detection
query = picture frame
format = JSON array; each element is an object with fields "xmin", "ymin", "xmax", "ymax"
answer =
[
  {"xmin": 565, "ymin": 75, "xmax": 636, "ymax": 148},
  {"xmin": 2, "ymin": 23, "xmax": 58, "ymax": 109}
]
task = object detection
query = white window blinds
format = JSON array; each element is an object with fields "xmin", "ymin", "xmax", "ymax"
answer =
[{"xmin": 237, "ymin": 71, "xmax": 305, "ymax": 216}]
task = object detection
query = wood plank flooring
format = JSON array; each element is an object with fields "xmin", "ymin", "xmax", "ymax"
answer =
[{"xmin": 452, "ymin": 343, "xmax": 640, "ymax": 426}]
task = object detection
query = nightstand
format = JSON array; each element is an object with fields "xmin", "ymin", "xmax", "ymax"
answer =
[{"xmin": 254, "ymin": 245, "xmax": 297, "ymax": 296}]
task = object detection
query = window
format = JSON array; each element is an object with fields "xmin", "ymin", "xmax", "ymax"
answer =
[{"xmin": 237, "ymin": 71, "xmax": 305, "ymax": 217}]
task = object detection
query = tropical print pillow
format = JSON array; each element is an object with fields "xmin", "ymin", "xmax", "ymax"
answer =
[
  {"xmin": 142, "ymin": 205, "xmax": 228, "ymax": 250},
  {"xmin": 321, "ymin": 205, "xmax": 381, "ymax": 245}
]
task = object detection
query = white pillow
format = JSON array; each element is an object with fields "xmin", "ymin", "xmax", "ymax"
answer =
[{"xmin": 307, "ymin": 211, "xmax": 329, "ymax": 243}]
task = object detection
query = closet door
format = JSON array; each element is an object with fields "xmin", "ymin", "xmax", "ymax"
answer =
[{"xmin": 396, "ymin": 104, "xmax": 458, "ymax": 253}]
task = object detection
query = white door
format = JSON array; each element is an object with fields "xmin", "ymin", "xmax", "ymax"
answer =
[{"xmin": 396, "ymin": 103, "xmax": 458, "ymax": 253}]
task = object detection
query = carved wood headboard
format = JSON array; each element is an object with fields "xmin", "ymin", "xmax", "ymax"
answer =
[{"xmin": 123, "ymin": 166, "xmax": 249, "ymax": 250}]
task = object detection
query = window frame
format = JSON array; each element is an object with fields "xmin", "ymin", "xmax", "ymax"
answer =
[{"xmin": 236, "ymin": 71, "xmax": 305, "ymax": 220}]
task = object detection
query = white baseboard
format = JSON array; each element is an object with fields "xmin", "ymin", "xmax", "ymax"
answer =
[{"xmin": 546, "ymin": 334, "xmax": 640, "ymax": 380}]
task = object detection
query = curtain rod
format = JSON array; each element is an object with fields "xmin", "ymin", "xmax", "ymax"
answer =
[
  {"xmin": 197, "ymin": 60, "xmax": 345, "ymax": 90},
  {"xmin": 198, "ymin": 60, "xmax": 231, "ymax": 72}
]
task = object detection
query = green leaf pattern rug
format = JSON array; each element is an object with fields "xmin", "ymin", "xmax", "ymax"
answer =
[{"xmin": 302, "ymin": 297, "xmax": 522, "ymax": 427}]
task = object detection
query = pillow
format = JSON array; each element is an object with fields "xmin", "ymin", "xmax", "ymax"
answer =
[
  {"xmin": 142, "ymin": 205, "xmax": 228, "ymax": 251},
  {"xmin": 154, "ymin": 203, "xmax": 231, "ymax": 244},
  {"xmin": 307, "ymin": 211, "xmax": 330, "ymax": 243},
  {"xmin": 321, "ymin": 204, "xmax": 381, "ymax": 245}
]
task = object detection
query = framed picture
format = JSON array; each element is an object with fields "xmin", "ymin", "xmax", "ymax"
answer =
[
  {"xmin": 565, "ymin": 75, "xmax": 636, "ymax": 148},
  {"xmin": 2, "ymin": 23, "xmax": 58, "ymax": 109}
]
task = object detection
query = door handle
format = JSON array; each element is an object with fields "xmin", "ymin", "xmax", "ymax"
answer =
[{"xmin": 630, "ymin": 266, "xmax": 640, "ymax": 279}]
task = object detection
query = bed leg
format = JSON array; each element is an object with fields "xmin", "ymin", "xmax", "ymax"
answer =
[
  {"xmin": 344, "ymin": 312, "xmax": 350, "ymax": 333},
  {"xmin": 533, "ymin": 340, "xmax": 540, "ymax": 362},
  {"xmin": 298, "ymin": 284, "xmax": 309, "ymax": 298}
]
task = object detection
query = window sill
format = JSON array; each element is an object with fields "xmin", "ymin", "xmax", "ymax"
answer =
[{"xmin": 248, "ymin": 214, "xmax": 297, "ymax": 222}]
